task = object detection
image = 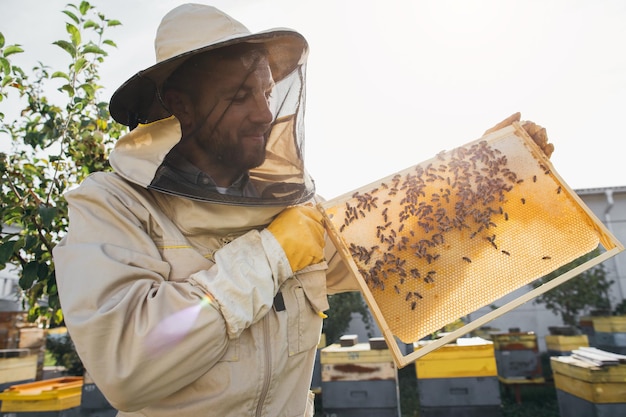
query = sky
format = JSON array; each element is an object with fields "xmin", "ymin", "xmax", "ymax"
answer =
[{"xmin": 1, "ymin": 0, "xmax": 625, "ymax": 200}]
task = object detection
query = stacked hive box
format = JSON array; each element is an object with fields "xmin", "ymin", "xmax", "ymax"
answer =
[
  {"xmin": 545, "ymin": 334, "xmax": 589, "ymax": 357},
  {"xmin": 551, "ymin": 355, "xmax": 626, "ymax": 417},
  {"xmin": 414, "ymin": 338, "xmax": 501, "ymax": 417},
  {"xmin": 492, "ymin": 332, "xmax": 543, "ymax": 382},
  {"xmin": 320, "ymin": 336, "xmax": 400, "ymax": 417},
  {"xmin": 592, "ymin": 316, "xmax": 626, "ymax": 355}
]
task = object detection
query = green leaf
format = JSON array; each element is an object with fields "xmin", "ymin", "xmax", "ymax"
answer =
[
  {"xmin": 102, "ymin": 39, "xmax": 117, "ymax": 48},
  {"xmin": 24, "ymin": 234, "xmax": 38, "ymax": 251},
  {"xmin": 0, "ymin": 240, "xmax": 16, "ymax": 264},
  {"xmin": 0, "ymin": 32, "xmax": 5, "ymax": 49},
  {"xmin": 3, "ymin": 45, "xmax": 24, "ymax": 57},
  {"xmin": 20, "ymin": 261, "xmax": 39, "ymax": 289},
  {"xmin": 66, "ymin": 23, "xmax": 81, "ymax": 46},
  {"xmin": 38, "ymin": 205, "xmax": 57, "ymax": 228},
  {"xmin": 50, "ymin": 71, "xmax": 70, "ymax": 80},
  {"xmin": 74, "ymin": 57, "xmax": 87, "ymax": 72},
  {"xmin": 0, "ymin": 57, "xmax": 9, "ymax": 75},
  {"xmin": 107, "ymin": 19, "xmax": 122, "ymax": 27},
  {"xmin": 79, "ymin": 83, "xmax": 95, "ymax": 98},
  {"xmin": 79, "ymin": 1, "xmax": 91, "ymax": 15},
  {"xmin": 52, "ymin": 40, "xmax": 76, "ymax": 57},
  {"xmin": 82, "ymin": 44, "xmax": 106, "ymax": 56},
  {"xmin": 1, "ymin": 75, "xmax": 13, "ymax": 88},
  {"xmin": 62, "ymin": 10, "xmax": 80, "ymax": 25},
  {"xmin": 83, "ymin": 20, "xmax": 98, "ymax": 30},
  {"xmin": 59, "ymin": 84, "xmax": 75, "ymax": 97}
]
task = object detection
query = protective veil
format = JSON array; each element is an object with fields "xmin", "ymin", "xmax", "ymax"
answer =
[{"xmin": 108, "ymin": 4, "xmax": 314, "ymax": 207}]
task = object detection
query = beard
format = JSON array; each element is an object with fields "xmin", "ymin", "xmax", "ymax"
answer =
[{"xmin": 210, "ymin": 130, "xmax": 268, "ymax": 172}]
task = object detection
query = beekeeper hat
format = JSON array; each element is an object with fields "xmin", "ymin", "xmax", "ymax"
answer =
[{"xmin": 109, "ymin": 3, "xmax": 308, "ymax": 127}]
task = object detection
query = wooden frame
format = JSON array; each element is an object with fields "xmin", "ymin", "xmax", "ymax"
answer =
[{"xmin": 318, "ymin": 122, "xmax": 624, "ymax": 368}]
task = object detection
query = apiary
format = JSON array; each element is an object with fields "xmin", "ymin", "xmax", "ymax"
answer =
[{"xmin": 318, "ymin": 120, "xmax": 623, "ymax": 367}]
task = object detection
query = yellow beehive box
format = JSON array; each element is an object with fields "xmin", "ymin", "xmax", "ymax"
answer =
[
  {"xmin": 592, "ymin": 316, "xmax": 626, "ymax": 333},
  {"xmin": 320, "ymin": 342, "xmax": 393, "ymax": 364},
  {"xmin": 0, "ymin": 349, "xmax": 38, "ymax": 385},
  {"xmin": 546, "ymin": 335, "xmax": 589, "ymax": 352},
  {"xmin": 414, "ymin": 338, "xmax": 497, "ymax": 379},
  {"xmin": 554, "ymin": 372, "xmax": 626, "ymax": 403},
  {"xmin": 0, "ymin": 377, "xmax": 83, "ymax": 412},
  {"xmin": 551, "ymin": 355, "xmax": 626, "ymax": 383}
]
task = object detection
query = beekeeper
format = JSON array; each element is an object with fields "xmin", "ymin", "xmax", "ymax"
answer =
[{"xmin": 53, "ymin": 4, "xmax": 357, "ymax": 416}]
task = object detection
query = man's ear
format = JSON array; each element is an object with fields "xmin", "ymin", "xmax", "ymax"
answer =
[{"xmin": 163, "ymin": 89, "xmax": 194, "ymax": 128}]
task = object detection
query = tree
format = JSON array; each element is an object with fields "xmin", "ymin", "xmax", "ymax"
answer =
[
  {"xmin": 531, "ymin": 248, "xmax": 614, "ymax": 327},
  {"xmin": 323, "ymin": 292, "xmax": 373, "ymax": 344},
  {"xmin": 0, "ymin": 1, "xmax": 125, "ymax": 325}
]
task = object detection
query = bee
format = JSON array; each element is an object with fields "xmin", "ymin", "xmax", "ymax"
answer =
[
  {"xmin": 502, "ymin": 250, "xmax": 510, "ymax": 256},
  {"xmin": 542, "ymin": 256, "xmax": 552, "ymax": 260},
  {"xmin": 462, "ymin": 256, "xmax": 472, "ymax": 263},
  {"xmin": 411, "ymin": 301, "xmax": 417, "ymax": 310},
  {"xmin": 521, "ymin": 198, "xmax": 526, "ymax": 205}
]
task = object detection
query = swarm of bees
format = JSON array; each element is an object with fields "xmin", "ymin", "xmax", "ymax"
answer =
[{"xmin": 336, "ymin": 140, "xmax": 556, "ymax": 311}]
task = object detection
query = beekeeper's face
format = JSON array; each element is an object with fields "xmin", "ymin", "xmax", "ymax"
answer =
[{"xmin": 165, "ymin": 48, "xmax": 275, "ymax": 185}]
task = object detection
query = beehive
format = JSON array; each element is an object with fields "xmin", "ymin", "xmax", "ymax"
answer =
[
  {"xmin": 318, "ymin": 121, "xmax": 623, "ymax": 367},
  {"xmin": 414, "ymin": 338, "xmax": 497, "ymax": 379}
]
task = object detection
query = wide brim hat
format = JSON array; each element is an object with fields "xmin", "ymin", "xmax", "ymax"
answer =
[{"xmin": 109, "ymin": 3, "xmax": 308, "ymax": 127}]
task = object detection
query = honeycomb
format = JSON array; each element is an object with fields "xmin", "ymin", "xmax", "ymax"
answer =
[{"xmin": 321, "ymin": 126, "xmax": 603, "ymax": 343}]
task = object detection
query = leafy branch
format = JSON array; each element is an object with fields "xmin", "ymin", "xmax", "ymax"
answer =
[{"xmin": 0, "ymin": 1, "xmax": 125, "ymax": 325}]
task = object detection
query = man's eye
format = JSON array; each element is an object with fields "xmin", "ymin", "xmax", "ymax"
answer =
[{"xmin": 232, "ymin": 93, "xmax": 248, "ymax": 102}]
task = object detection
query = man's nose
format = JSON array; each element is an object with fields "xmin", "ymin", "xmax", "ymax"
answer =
[{"xmin": 250, "ymin": 93, "xmax": 274, "ymax": 124}]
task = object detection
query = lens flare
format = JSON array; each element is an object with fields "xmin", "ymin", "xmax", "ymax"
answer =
[{"xmin": 145, "ymin": 295, "xmax": 213, "ymax": 357}]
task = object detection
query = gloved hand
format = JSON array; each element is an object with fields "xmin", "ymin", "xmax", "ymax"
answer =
[
  {"xmin": 483, "ymin": 112, "xmax": 555, "ymax": 158},
  {"xmin": 267, "ymin": 205, "xmax": 325, "ymax": 273}
]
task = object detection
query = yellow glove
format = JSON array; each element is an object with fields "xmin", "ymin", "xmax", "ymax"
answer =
[
  {"xmin": 267, "ymin": 205, "xmax": 325, "ymax": 273},
  {"xmin": 483, "ymin": 112, "xmax": 555, "ymax": 159}
]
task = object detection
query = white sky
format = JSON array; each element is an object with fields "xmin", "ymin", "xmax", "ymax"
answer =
[{"xmin": 2, "ymin": 0, "xmax": 625, "ymax": 200}]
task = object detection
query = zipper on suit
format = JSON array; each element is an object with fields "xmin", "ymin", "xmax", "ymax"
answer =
[{"xmin": 255, "ymin": 314, "xmax": 272, "ymax": 417}]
